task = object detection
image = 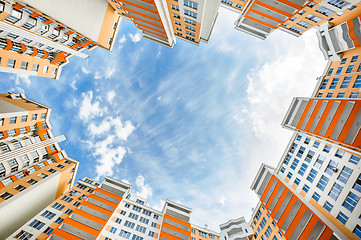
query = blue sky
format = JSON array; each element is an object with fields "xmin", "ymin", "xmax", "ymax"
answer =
[{"xmin": 0, "ymin": 8, "xmax": 327, "ymax": 231}]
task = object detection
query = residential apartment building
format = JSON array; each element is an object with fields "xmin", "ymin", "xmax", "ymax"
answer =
[
  {"xmin": 234, "ymin": 0, "xmax": 361, "ymax": 40},
  {"xmin": 0, "ymin": 92, "xmax": 78, "ymax": 239},
  {"xmin": 281, "ymin": 97, "xmax": 361, "ymax": 151},
  {"xmin": 0, "ymin": 0, "xmax": 122, "ymax": 79},
  {"xmin": 219, "ymin": 217, "xmax": 253, "ymax": 240},
  {"xmin": 275, "ymin": 132, "xmax": 361, "ymax": 239},
  {"xmin": 191, "ymin": 224, "xmax": 220, "ymax": 240},
  {"xmin": 113, "ymin": 0, "xmax": 176, "ymax": 47},
  {"xmin": 9, "ymin": 176, "xmax": 203, "ymax": 240},
  {"xmin": 166, "ymin": 0, "xmax": 220, "ymax": 45}
]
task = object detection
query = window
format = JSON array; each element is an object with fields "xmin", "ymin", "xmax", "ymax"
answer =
[
  {"xmin": 115, "ymin": 218, "xmax": 122, "ymax": 224},
  {"xmin": 129, "ymin": 212, "xmax": 139, "ymax": 220},
  {"xmin": 119, "ymin": 230, "xmax": 131, "ymax": 238},
  {"xmin": 43, "ymin": 227, "xmax": 53, "ymax": 235},
  {"xmin": 149, "ymin": 231, "xmax": 155, "ymax": 237},
  {"xmin": 336, "ymin": 67, "xmax": 343, "ymax": 75},
  {"xmin": 340, "ymin": 58, "xmax": 347, "ymax": 64},
  {"xmin": 308, "ymin": 2, "xmax": 316, "ymax": 7},
  {"xmin": 61, "ymin": 195, "xmax": 73, "ymax": 203},
  {"xmin": 29, "ymin": 219, "xmax": 45, "ymax": 230},
  {"xmin": 124, "ymin": 220, "xmax": 135, "ymax": 229},
  {"xmin": 0, "ymin": 192, "xmax": 13, "ymax": 200},
  {"xmin": 10, "ymin": 116, "xmax": 17, "ymax": 124},
  {"xmin": 337, "ymin": 211, "xmax": 348, "ymax": 224},
  {"xmin": 41, "ymin": 210, "xmax": 56, "ymax": 219},
  {"xmin": 110, "ymin": 227, "xmax": 117, "ymax": 233},
  {"xmin": 171, "ymin": 4, "xmax": 179, "ymax": 10},
  {"xmin": 173, "ymin": 13, "xmax": 180, "ymax": 19},
  {"xmin": 324, "ymin": 201, "xmax": 333, "ymax": 212},
  {"xmin": 184, "ymin": 0, "xmax": 198, "ymax": 9},
  {"xmin": 32, "ymin": 114, "xmax": 37, "ymax": 121},
  {"xmin": 317, "ymin": 175, "xmax": 329, "ymax": 191},
  {"xmin": 327, "ymin": 68, "xmax": 334, "ymax": 76},
  {"xmin": 353, "ymin": 75, "xmax": 361, "ymax": 88},
  {"xmin": 139, "ymin": 217, "xmax": 149, "ymax": 224},
  {"xmin": 32, "ymin": 64, "xmax": 39, "ymax": 72},
  {"xmin": 52, "ymin": 202, "xmax": 65, "ymax": 211},
  {"xmin": 302, "ymin": 184, "xmax": 310, "ymax": 193},
  {"xmin": 323, "ymin": 145, "xmax": 331, "ymax": 153},
  {"xmin": 294, "ymin": 178, "xmax": 301, "ymax": 186},
  {"xmin": 316, "ymin": 6, "xmax": 335, "ymax": 16},
  {"xmin": 343, "ymin": 192, "xmax": 360, "ymax": 212},
  {"xmin": 135, "ymin": 225, "xmax": 146, "ymax": 233},
  {"xmin": 185, "ymin": 18, "xmax": 196, "ymax": 26},
  {"xmin": 151, "ymin": 222, "xmax": 157, "ymax": 227},
  {"xmin": 7, "ymin": 59, "xmax": 16, "ymax": 68},
  {"xmin": 307, "ymin": 169, "xmax": 318, "ymax": 183},
  {"xmin": 297, "ymin": 135, "xmax": 302, "ymax": 141},
  {"xmin": 64, "ymin": 209, "xmax": 73, "ymax": 215},
  {"xmin": 265, "ymin": 226, "xmax": 272, "ymax": 238},
  {"xmin": 132, "ymin": 235, "xmax": 143, "ymax": 240},
  {"xmin": 304, "ymin": 138, "xmax": 310, "ymax": 144},
  {"xmin": 27, "ymin": 178, "xmax": 38, "ymax": 185},
  {"xmin": 43, "ymin": 66, "xmax": 48, "ymax": 73},
  {"xmin": 260, "ymin": 217, "xmax": 267, "ymax": 228},
  {"xmin": 313, "ymin": 141, "xmax": 320, "ymax": 148},
  {"xmin": 346, "ymin": 65, "xmax": 354, "ymax": 73},
  {"xmin": 290, "ymin": 17, "xmax": 296, "ymax": 21},
  {"xmin": 289, "ymin": 26, "xmax": 303, "ymax": 33},
  {"xmin": 15, "ymin": 230, "xmax": 33, "ymax": 240},
  {"xmin": 329, "ymin": 183, "xmax": 343, "ymax": 200},
  {"xmin": 280, "ymin": 167, "xmax": 285, "ymax": 173},
  {"xmin": 286, "ymin": 172, "xmax": 293, "ymax": 179},
  {"xmin": 350, "ymin": 92, "xmax": 358, "ymax": 98},
  {"xmin": 14, "ymin": 185, "xmax": 26, "ymax": 191},
  {"xmin": 325, "ymin": 160, "xmax": 338, "ymax": 176},
  {"xmin": 184, "ymin": 9, "xmax": 197, "ymax": 18},
  {"xmin": 298, "ymin": 163, "xmax": 308, "ymax": 176},
  {"xmin": 330, "ymin": 78, "xmax": 339, "ymax": 89},
  {"xmin": 297, "ymin": 20, "xmax": 311, "ymax": 28},
  {"xmin": 305, "ymin": 150, "xmax": 315, "ymax": 163},
  {"xmin": 351, "ymin": 55, "xmax": 359, "ymax": 62},
  {"xmin": 312, "ymin": 192, "xmax": 321, "ymax": 202},
  {"xmin": 350, "ymin": 155, "xmax": 360, "ymax": 165},
  {"xmin": 290, "ymin": 158, "xmax": 299, "ymax": 170},
  {"xmin": 314, "ymin": 155, "xmax": 325, "ymax": 169},
  {"xmin": 353, "ymin": 225, "xmax": 361, "ymax": 239},
  {"xmin": 153, "ymin": 215, "xmax": 159, "ymax": 219},
  {"xmin": 73, "ymin": 201, "xmax": 81, "ymax": 207},
  {"xmin": 338, "ymin": 166, "xmax": 352, "ymax": 183},
  {"xmin": 353, "ymin": 174, "xmax": 361, "ymax": 193},
  {"xmin": 284, "ymin": 154, "xmax": 292, "ymax": 165}
]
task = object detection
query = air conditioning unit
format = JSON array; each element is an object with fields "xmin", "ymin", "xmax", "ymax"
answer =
[{"xmin": 332, "ymin": 168, "xmax": 338, "ymax": 173}]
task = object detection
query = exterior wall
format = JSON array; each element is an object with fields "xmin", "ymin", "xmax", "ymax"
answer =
[
  {"xmin": 282, "ymin": 97, "xmax": 361, "ymax": 151},
  {"xmin": 257, "ymin": 174, "xmax": 335, "ymax": 239},
  {"xmin": 250, "ymin": 202, "xmax": 287, "ymax": 240},
  {"xmin": 0, "ymin": 92, "xmax": 78, "ymax": 239},
  {"xmin": 98, "ymin": 194, "xmax": 163, "ymax": 240},
  {"xmin": 191, "ymin": 224, "xmax": 220, "ymax": 240},
  {"xmin": 314, "ymin": 47, "xmax": 361, "ymax": 99},
  {"xmin": 115, "ymin": 0, "xmax": 176, "ymax": 47},
  {"xmin": 219, "ymin": 217, "xmax": 252, "ymax": 240},
  {"xmin": 276, "ymin": 132, "xmax": 361, "ymax": 239},
  {"xmin": 281, "ymin": 1, "xmax": 361, "ymax": 36}
]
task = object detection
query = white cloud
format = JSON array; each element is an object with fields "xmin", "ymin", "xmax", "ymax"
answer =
[
  {"xmin": 78, "ymin": 91, "xmax": 107, "ymax": 121},
  {"xmin": 13, "ymin": 74, "xmax": 31, "ymax": 86},
  {"xmin": 135, "ymin": 175, "xmax": 153, "ymax": 199},
  {"xmin": 129, "ymin": 32, "xmax": 142, "ymax": 43},
  {"xmin": 81, "ymin": 66, "xmax": 90, "ymax": 74},
  {"xmin": 89, "ymin": 120, "xmax": 112, "ymax": 136},
  {"xmin": 91, "ymin": 136, "xmax": 127, "ymax": 177},
  {"xmin": 118, "ymin": 35, "xmax": 126, "ymax": 44},
  {"xmin": 105, "ymin": 67, "xmax": 116, "ymax": 79},
  {"xmin": 94, "ymin": 72, "xmax": 101, "ymax": 79},
  {"xmin": 107, "ymin": 91, "xmax": 116, "ymax": 103}
]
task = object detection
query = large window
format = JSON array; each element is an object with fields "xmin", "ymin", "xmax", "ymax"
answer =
[
  {"xmin": 342, "ymin": 192, "xmax": 360, "ymax": 212},
  {"xmin": 329, "ymin": 183, "xmax": 343, "ymax": 200}
]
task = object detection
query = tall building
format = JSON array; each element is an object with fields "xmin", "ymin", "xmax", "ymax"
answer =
[
  {"xmin": 8, "ymin": 176, "xmax": 221, "ymax": 240},
  {"xmin": 234, "ymin": 0, "xmax": 361, "ymax": 40},
  {"xmin": 0, "ymin": 92, "xmax": 78, "ymax": 239},
  {"xmin": 191, "ymin": 224, "xmax": 220, "ymax": 240},
  {"xmin": 281, "ymin": 97, "xmax": 361, "ymax": 151},
  {"xmin": 0, "ymin": 0, "xmax": 122, "ymax": 79},
  {"xmin": 219, "ymin": 217, "xmax": 253, "ymax": 240}
]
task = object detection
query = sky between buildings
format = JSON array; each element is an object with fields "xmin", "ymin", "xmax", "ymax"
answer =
[{"xmin": 0, "ymin": 8, "xmax": 327, "ymax": 231}]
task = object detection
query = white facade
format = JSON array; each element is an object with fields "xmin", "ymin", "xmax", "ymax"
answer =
[
  {"xmin": 276, "ymin": 132, "xmax": 361, "ymax": 239},
  {"xmin": 219, "ymin": 217, "xmax": 253, "ymax": 240}
]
